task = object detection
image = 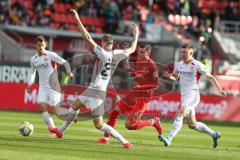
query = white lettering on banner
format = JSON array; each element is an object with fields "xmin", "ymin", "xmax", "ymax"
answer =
[
  {"xmin": 24, "ymin": 89, "xmax": 38, "ymax": 104},
  {"xmin": 0, "ymin": 65, "xmax": 31, "ymax": 83},
  {"xmin": 146, "ymin": 98, "xmax": 228, "ymax": 118},
  {"xmin": 196, "ymin": 101, "xmax": 228, "ymax": 118},
  {"xmin": 2, "ymin": 66, "xmax": 11, "ymax": 82},
  {"xmin": 147, "ymin": 98, "xmax": 180, "ymax": 115}
]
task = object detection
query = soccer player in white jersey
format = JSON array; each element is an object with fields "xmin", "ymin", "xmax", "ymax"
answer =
[
  {"xmin": 48, "ymin": 9, "xmax": 139, "ymax": 149},
  {"xmin": 159, "ymin": 43, "xmax": 226, "ymax": 148},
  {"xmin": 27, "ymin": 36, "xmax": 73, "ymax": 136}
]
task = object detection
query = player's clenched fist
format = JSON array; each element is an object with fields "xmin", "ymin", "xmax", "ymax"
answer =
[
  {"xmin": 70, "ymin": 9, "xmax": 79, "ymax": 20},
  {"xmin": 132, "ymin": 24, "xmax": 139, "ymax": 37}
]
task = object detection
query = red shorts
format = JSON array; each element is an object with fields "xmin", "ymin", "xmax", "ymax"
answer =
[{"xmin": 118, "ymin": 89, "xmax": 153, "ymax": 115}]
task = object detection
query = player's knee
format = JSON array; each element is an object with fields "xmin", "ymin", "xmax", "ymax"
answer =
[
  {"xmin": 39, "ymin": 103, "xmax": 48, "ymax": 112},
  {"xmin": 125, "ymin": 121, "xmax": 136, "ymax": 130},
  {"xmin": 94, "ymin": 122, "xmax": 102, "ymax": 129},
  {"xmin": 93, "ymin": 117, "xmax": 103, "ymax": 129},
  {"xmin": 95, "ymin": 124, "xmax": 102, "ymax": 129},
  {"xmin": 188, "ymin": 122, "xmax": 196, "ymax": 129},
  {"xmin": 72, "ymin": 99, "xmax": 82, "ymax": 110},
  {"xmin": 179, "ymin": 107, "xmax": 189, "ymax": 117}
]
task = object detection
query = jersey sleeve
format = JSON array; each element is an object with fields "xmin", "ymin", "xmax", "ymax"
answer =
[
  {"xmin": 197, "ymin": 61, "xmax": 209, "ymax": 76},
  {"xmin": 151, "ymin": 63, "xmax": 159, "ymax": 78},
  {"xmin": 173, "ymin": 63, "xmax": 179, "ymax": 74},
  {"xmin": 49, "ymin": 52, "xmax": 66, "ymax": 64},
  {"xmin": 93, "ymin": 45, "xmax": 107, "ymax": 60},
  {"xmin": 149, "ymin": 60, "xmax": 158, "ymax": 72},
  {"xmin": 28, "ymin": 59, "xmax": 36, "ymax": 86},
  {"xmin": 113, "ymin": 49, "xmax": 129, "ymax": 62}
]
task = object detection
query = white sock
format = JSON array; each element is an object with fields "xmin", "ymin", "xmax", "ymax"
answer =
[
  {"xmin": 42, "ymin": 111, "xmax": 55, "ymax": 127},
  {"xmin": 168, "ymin": 115, "xmax": 183, "ymax": 141},
  {"xmin": 194, "ymin": 122, "xmax": 215, "ymax": 136},
  {"xmin": 100, "ymin": 123, "xmax": 128, "ymax": 144},
  {"xmin": 58, "ymin": 108, "xmax": 79, "ymax": 133}
]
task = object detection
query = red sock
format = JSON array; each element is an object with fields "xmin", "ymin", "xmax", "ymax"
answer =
[
  {"xmin": 104, "ymin": 109, "xmax": 120, "ymax": 138},
  {"xmin": 126, "ymin": 120, "xmax": 152, "ymax": 130}
]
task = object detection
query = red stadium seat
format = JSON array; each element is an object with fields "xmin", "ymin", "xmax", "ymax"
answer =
[
  {"xmin": 49, "ymin": 22, "xmax": 59, "ymax": 29},
  {"xmin": 69, "ymin": 25, "xmax": 79, "ymax": 31},
  {"xmin": 59, "ymin": 14, "xmax": 68, "ymax": 23},
  {"xmin": 53, "ymin": 3, "xmax": 66, "ymax": 13},
  {"xmin": 92, "ymin": 17, "xmax": 100, "ymax": 27},
  {"xmin": 96, "ymin": 27, "xmax": 103, "ymax": 34},
  {"xmin": 85, "ymin": 17, "xmax": 93, "ymax": 26},
  {"xmin": 99, "ymin": 18, "xmax": 106, "ymax": 27},
  {"xmin": 23, "ymin": 0, "xmax": 34, "ymax": 10},
  {"xmin": 59, "ymin": 3, "xmax": 67, "ymax": 13},
  {"xmin": 66, "ymin": 14, "xmax": 75, "ymax": 24},
  {"xmin": 52, "ymin": 13, "xmax": 62, "ymax": 23}
]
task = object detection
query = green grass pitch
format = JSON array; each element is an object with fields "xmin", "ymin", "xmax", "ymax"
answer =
[{"xmin": 0, "ymin": 110, "xmax": 239, "ymax": 160}]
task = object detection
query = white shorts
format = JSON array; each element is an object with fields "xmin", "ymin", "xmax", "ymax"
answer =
[
  {"xmin": 181, "ymin": 89, "xmax": 200, "ymax": 110},
  {"xmin": 37, "ymin": 85, "xmax": 61, "ymax": 106},
  {"xmin": 78, "ymin": 86, "xmax": 106, "ymax": 116}
]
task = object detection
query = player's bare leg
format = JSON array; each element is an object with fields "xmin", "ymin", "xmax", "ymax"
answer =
[
  {"xmin": 93, "ymin": 116, "xmax": 132, "ymax": 149},
  {"xmin": 39, "ymin": 103, "xmax": 56, "ymax": 137},
  {"xmin": 96, "ymin": 108, "xmax": 121, "ymax": 144},
  {"xmin": 48, "ymin": 99, "xmax": 83, "ymax": 138},
  {"xmin": 39, "ymin": 103, "xmax": 56, "ymax": 128},
  {"xmin": 186, "ymin": 112, "xmax": 221, "ymax": 148}
]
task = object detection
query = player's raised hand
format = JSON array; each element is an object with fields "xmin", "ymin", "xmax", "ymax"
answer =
[
  {"xmin": 132, "ymin": 24, "xmax": 139, "ymax": 37},
  {"xmin": 220, "ymin": 89, "xmax": 227, "ymax": 96},
  {"xmin": 67, "ymin": 72, "xmax": 74, "ymax": 79},
  {"xmin": 70, "ymin": 9, "xmax": 79, "ymax": 20}
]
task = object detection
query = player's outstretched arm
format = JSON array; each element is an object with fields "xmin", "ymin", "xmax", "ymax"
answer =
[
  {"xmin": 50, "ymin": 52, "xmax": 74, "ymax": 79},
  {"xmin": 163, "ymin": 71, "xmax": 179, "ymax": 81},
  {"xmin": 27, "ymin": 60, "xmax": 36, "ymax": 93},
  {"xmin": 70, "ymin": 9, "xmax": 97, "ymax": 50},
  {"xmin": 206, "ymin": 74, "xmax": 226, "ymax": 96},
  {"xmin": 125, "ymin": 24, "xmax": 139, "ymax": 55},
  {"xmin": 61, "ymin": 61, "xmax": 74, "ymax": 78}
]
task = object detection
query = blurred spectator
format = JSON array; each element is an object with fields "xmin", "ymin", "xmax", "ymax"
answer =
[
  {"xmin": 36, "ymin": 10, "xmax": 51, "ymax": 27},
  {"xmin": 146, "ymin": 11, "xmax": 154, "ymax": 24},
  {"xmin": 87, "ymin": 2, "xmax": 97, "ymax": 17},
  {"xmin": 0, "ymin": 0, "xmax": 238, "ymax": 39},
  {"xmin": 105, "ymin": 0, "xmax": 120, "ymax": 34}
]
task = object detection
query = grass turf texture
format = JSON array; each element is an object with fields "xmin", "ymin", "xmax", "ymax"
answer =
[{"xmin": 0, "ymin": 110, "xmax": 239, "ymax": 160}]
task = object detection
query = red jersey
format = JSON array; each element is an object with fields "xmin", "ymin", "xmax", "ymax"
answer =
[{"xmin": 128, "ymin": 58, "xmax": 159, "ymax": 90}]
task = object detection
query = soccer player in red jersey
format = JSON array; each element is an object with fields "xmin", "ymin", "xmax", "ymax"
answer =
[{"xmin": 96, "ymin": 44, "xmax": 163, "ymax": 144}]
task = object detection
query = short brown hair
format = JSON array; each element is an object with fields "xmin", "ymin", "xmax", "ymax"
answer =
[
  {"xmin": 102, "ymin": 34, "xmax": 113, "ymax": 42},
  {"xmin": 181, "ymin": 43, "xmax": 193, "ymax": 49},
  {"xmin": 139, "ymin": 43, "xmax": 151, "ymax": 49},
  {"xmin": 36, "ymin": 36, "xmax": 46, "ymax": 43}
]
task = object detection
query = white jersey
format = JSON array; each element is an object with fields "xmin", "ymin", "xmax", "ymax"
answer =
[
  {"xmin": 174, "ymin": 59, "xmax": 209, "ymax": 95},
  {"xmin": 30, "ymin": 50, "xmax": 66, "ymax": 86},
  {"xmin": 90, "ymin": 45, "xmax": 129, "ymax": 91}
]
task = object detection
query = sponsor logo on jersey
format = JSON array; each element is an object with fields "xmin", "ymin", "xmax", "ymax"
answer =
[
  {"xmin": 36, "ymin": 63, "xmax": 49, "ymax": 69},
  {"xmin": 179, "ymin": 71, "xmax": 193, "ymax": 76}
]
